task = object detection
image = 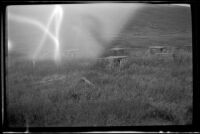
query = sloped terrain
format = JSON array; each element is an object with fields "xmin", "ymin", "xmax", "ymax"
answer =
[{"xmin": 109, "ymin": 4, "xmax": 192, "ymax": 48}]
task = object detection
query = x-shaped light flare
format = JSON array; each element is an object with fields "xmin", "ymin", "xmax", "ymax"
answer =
[{"xmin": 8, "ymin": 5, "xmax": 63, "ymax": 65}]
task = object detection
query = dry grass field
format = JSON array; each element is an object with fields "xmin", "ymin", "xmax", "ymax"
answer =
[{"xmin": 6, "ymin": 47, "xmax": 192, "ymax": 126}]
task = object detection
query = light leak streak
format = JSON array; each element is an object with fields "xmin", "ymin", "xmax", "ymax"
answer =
[
  {"xmin": 7, "ymin": 5, "xmax": 64, "ymax": 64},
  {"xmin": 8, "ymin": 13, "xmax": 57, "ymax": 47},
  {"xmin": 32, "ymin": 7, "xmax": 58, "ymax": 61},
  {"xmin": 53, "ymin": 5, "xmax": 63, "ymax": 63},
  {"xmin": 33, "ymin": 5, "xmax": 63, "ymax": 64}
]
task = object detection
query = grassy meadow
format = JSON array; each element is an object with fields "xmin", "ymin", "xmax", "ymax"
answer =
[
  {"xmin": 6, "ymin": 4, "xmax": 192, "ymax": 127},
  {"xmin": 6, "ymin": 46, "xmax": 192, "ymax": 127}
]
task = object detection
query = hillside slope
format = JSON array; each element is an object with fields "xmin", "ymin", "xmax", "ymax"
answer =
[{"xmin": 111, "ymin": 5, "xmax": 192, "ymax": 48}]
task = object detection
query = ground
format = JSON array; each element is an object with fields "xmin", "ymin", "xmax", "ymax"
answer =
[{"xmin": 6, "ymin": 46, "xmax": 192, "ymax": 126}]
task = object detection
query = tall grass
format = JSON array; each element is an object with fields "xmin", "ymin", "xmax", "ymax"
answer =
[{"xmin": 6, "ymin": 48, "xmax": 192, "ymax": 126}]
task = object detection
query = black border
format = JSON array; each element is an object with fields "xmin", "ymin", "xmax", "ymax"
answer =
[
  {"xmin": 1, "ymin": 0, "xmax": 200, "ymax": 133},
  {"xmin": 191, "ymin": 2, "xmax": 200, "ymax": 132}
]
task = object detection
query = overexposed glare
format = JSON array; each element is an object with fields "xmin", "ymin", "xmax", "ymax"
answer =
[
  {"xmin": 7, "ymin": 3, "xmax": 143, "ymax": 64},
  {"xmin": 8, "ymin": 40, "xmax": 12, "ymax": 51},
  {"xmin": 172, "ymin": 4, "xmax": 190, "ymax": 7}
]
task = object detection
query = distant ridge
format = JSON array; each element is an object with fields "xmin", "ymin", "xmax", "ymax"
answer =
[
  {"xmin": 109, "ymin": 4, "xmax": 192, "ymax": 49},
  {"xmin": 122, "ymin": 4, "xmax": 192, "ymax": 36}
]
